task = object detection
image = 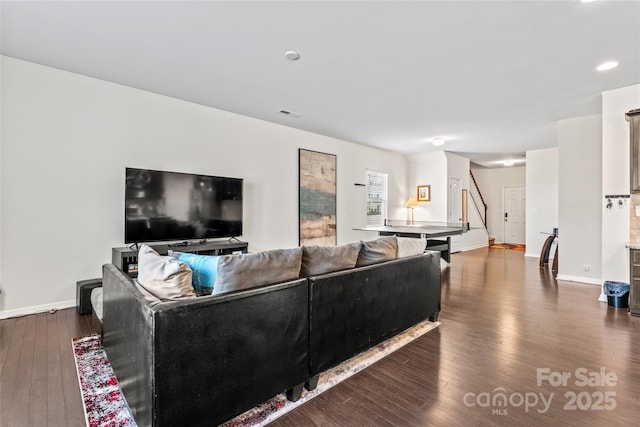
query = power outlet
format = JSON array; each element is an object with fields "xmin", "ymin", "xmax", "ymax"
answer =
[
  {"xmin": 636, "ymin": 206, "xmax": 640, "ymax": 217},
  {"xmin": 583, "ymin": 264, "xmax": 590, "ymax": 271}
]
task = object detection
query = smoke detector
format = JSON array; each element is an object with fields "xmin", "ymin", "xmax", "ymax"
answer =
[{"xmin": 284, "ymin": 51, "xmax": 301, "ymax": 61}]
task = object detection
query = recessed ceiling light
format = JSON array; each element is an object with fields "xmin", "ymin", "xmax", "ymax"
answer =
[
  {"xmin": 432, "ymin": 138, "xmax": 446, "ymax": 146},
  {"xmin": 596, "ymin": 61, "xmax": 619, "ymax": 72},
  {"xmin": 503, "ymin": 160, "xmax": 514, "ymax": 167},
  {"xmin": 580, "ymin": 0, "xmax": 595, "ymax": 3},
  {"xmin": 284, "ymin": 51, "xmax": 301, "ymax": 61}
]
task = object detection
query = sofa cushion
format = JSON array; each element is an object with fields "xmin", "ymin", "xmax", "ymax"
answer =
[
  {"xmin": 396, "ymin": 237, "xmax": 427, "ymax": 258},
  {"xmin": 356, "ymin": 236, "xmax": 398, "ymax": 267},
  {"xmin": 137, "ymin": 244, "xmax": 195, "ymax": 300},
  {"xmin": 301, "ymin": 242, "xmax": 362, "ymax": 276},
  {"xmin": 214, "ymin": 248, "xmax": 303, "ymax": 295},
  {"xmin": 133, "ymin": 280, "xmax": 163, "ymax": 305},
  {"xmin": 170, "ymin": 252, "xmax": 219, "ymax": 296},
  {"xmin": 90, "ymin": 287, "xmax": 103, "ymax": 321}
]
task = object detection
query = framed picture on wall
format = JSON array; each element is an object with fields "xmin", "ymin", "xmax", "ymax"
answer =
[
  {"xmin": 299, "ymin": 149, "xmax": 337, "ymax": 246},
  {"xmin": 417, "ymin": 185, "xmax": 431, "ymax": 202}
]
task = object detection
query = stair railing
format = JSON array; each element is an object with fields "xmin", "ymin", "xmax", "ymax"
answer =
[{"xmin": 470, "ymin": 170, "xmax": 487, "ymax": 228}]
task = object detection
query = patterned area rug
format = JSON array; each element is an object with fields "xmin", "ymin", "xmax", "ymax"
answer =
[
  {"xmin": 72, "ymin": 336, "xmax": 137, "ymax": 427},
  {"xmin": 73, "ymin": 320, "xmax": 440, "ymax": 427},
  {"xmin": 490, "ymin": 243, "xmax": 525, "ymax": 251}
]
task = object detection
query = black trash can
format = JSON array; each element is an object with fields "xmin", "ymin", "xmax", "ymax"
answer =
[{"xmin": 603, "ymin": 281, "xmax": 630, "ymax": 308}]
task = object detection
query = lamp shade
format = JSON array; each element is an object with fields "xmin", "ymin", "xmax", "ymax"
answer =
[{"xmin": 406, "ymin": 197, "xmax": 419, "ymax": 208}]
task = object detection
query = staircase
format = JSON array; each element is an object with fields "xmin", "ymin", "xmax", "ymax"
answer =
[{"xmin": 469, "ymin": 170, "xmax": 488, "ymax": 230}]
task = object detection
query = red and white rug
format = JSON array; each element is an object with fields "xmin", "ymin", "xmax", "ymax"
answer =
[
  {"xmin": 73, "ymin": 320, "xmax": 440, "ymax": 427},
  {"xmin": 72, "ymin": 336, "xmax": 137, "ymax": 427}
]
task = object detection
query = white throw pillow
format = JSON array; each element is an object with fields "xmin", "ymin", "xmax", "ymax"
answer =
[
  {"xmin": 396, "ymin": 237, "xmax": 427, "ymax": 258},
  {"xmin": 137, "ymin": 244, "xmax": 195, "ymax": 301}
]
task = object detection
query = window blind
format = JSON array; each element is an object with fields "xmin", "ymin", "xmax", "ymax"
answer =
[{"xmin": 366, "ymin": 171, "xmax": 387, "ymax": 226}]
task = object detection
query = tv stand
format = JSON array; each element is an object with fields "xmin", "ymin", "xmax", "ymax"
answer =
[
  {"xmin": 167, "ymin": 238, "xmax": 234, "ymax": 248},
  {"xmin": 113, "ymin": 240, "xmax": 249, "ymax": 277},
  {"xmin": 168, "ymin": 241, "xmax": 190, "ymax": 248}
]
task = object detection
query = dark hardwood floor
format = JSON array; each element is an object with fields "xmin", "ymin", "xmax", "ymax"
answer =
[
  {"xmin": 0, "ymin": 306, "xmax": 94, "ymax": 427},
  {"xmin": 1, "ymin": 248, "xmax": 639, "ymax": 426}
]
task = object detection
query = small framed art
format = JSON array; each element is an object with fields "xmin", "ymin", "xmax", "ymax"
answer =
[{"xmin": 417, "ymin": 185, "xmax": 431, "ymax": 202}]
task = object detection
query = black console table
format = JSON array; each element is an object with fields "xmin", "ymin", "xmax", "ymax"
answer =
[{"xmin": 112, "ymin": 240, "xmax": 249, "ymax": 277}]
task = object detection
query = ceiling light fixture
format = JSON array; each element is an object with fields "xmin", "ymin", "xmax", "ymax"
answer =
[
  {"xmin": 284, "ymin": 50, "xmax": 301, "ymax": 61},
  {"xmin": 503, "ymin": 160, "xmax": 515, "ymax": 167},
  {"xmin": 432, "ymin": 138, "xmax": 446, "ymax": 146},
  {"xmin": 580, "ymin": 0, "xmax": 596, "ymax": 3},
  {"xmin": 596, "ymin": 61, "xmax": 619, "ymax": 72}
]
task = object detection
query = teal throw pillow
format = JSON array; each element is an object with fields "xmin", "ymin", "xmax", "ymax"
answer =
[{"xmin": 170, "ymin": 252, "xmax": 219, "ymax": 296}]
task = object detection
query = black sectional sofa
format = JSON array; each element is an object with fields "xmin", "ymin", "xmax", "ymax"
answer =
[
  {"xmin": 306, "ymin": 252, "xmax": 440, "ymax": 388},
  {"xmin": 103, "ymin": 264, "xmax": 309, "ymax": 427},
  {"xmin": 102, "ymin": 245, "xmax": 441, "ymax": 427}
]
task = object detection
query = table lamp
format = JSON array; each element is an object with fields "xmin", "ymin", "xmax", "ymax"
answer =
[{"xmin": 406, "ymin": 197, "xmax": 418, "ymax": 225}]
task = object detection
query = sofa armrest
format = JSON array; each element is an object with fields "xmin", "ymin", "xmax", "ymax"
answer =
[{"xmin": 102, "ymin": 264, "xmax": 156, "ymax": 425}]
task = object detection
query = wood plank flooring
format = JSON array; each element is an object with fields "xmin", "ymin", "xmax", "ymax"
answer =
[
  {"xmin": 1, "ymin": 248, "xmax": 639, "ymax": 426},
  {"xmin": 0, "ymin": 307, "xmax": 93, "ymax": 426}
]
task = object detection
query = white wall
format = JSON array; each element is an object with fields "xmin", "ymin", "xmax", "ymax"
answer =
[
  {"xmin": 406, "ymin": 151, "xmax": 448, "ymax": 222},
  {"xmin": 556, "ymin": 115, "xmax": 602, "ymax": 285},
  {"xmin": 470, "ymin": 165, "xmax": 526, "ymax": 243},
  {"xmin": 444, "ymin": 152, "xmax": 470, "ymax": 191},
  {"xmin": 525, "ymin": 148, "xmax": 558, "ymax": 258},
  {"xmin": 601, "ymin": 84, "xmax": 640, "ymax": 286},
  {"xmin": 0, "ymin": 52, "xmax": 3, "ymax": 301},
  {"xmin": 462, "ymin": 199, "xmax": 489, "ymax": 251},
  {"xmin": 0, "ymin": 56, "xmax": 409, "ymax": 317}
]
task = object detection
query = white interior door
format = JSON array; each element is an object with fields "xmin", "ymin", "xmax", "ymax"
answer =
[
  {"xmin": 448, "ymin": 178, "xmax": 462, "ymax": 223},
  {"xmin": 503, "ymin": 186, "xmax": 526, "ymax": 244}
]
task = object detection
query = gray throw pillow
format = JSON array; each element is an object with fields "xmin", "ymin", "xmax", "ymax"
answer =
[
  {"xmin": 356, "ymin": 236, "xmax": 398, "ymax": 267},
  {"xmin": 214, "ymin": 247, "xmax": 303, "ymax": 295},
  {"xmin": 396, "ymin": 237, "xmax": 426, "ymax": 258},
  {"xmin": 137, "ymin": 244, "xmax": 195, "ymax": 301},
  {"xmin": 301, "ymin": 242, "xmax": 362, "ymax": 276}
]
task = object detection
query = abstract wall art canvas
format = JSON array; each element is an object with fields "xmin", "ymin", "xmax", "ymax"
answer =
[{"xmin": 299, "ymin": 149, "xmax": 337, "ymax": 246}]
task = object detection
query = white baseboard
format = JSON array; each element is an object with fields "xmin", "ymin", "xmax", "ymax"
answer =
[
  {"xmin": 525, "ymin": 252, "xmax": 557, "ymax": 261},
  {"xmin": 0, "ymin": 299, "xmax": 76, "ymax": 320},
  {"xmin": 555, "ymin": 274, "xmax": 602, "ymax": 286},
  {"xmin": 461, "ymin": 243, "xmax": 488, "ymax": 252}
]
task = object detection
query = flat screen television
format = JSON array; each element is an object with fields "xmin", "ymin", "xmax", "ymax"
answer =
[{"xmin": 125, "ymin": 167, "xmax": 243, "ymax": 244}]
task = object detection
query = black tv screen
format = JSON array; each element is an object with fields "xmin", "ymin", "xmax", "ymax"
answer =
[{"xmin": 125, "ymin": 168, "xmax": 243, "ymax": 244}]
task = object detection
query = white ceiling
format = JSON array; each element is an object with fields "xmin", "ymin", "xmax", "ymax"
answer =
[{"xmin": 2, "ymin": 1, "xmax": 639, "ymax": 167}]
